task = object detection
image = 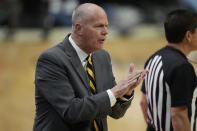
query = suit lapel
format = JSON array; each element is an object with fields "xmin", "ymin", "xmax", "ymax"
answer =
[
  {"xmin": 92, "ymin": 53, "xmax": 103, "ymax": 93},
  {"xmin": 63, "ymin": 36, "xmax": 90, "ymax": 90},
  {"xmin": 70, "ymin": 56, "xmax": 90, "ymax": 89}
]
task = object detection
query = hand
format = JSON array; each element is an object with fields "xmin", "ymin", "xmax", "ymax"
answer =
[
  {"xmin": 126, "ymin": 69, "xmax": 149, "ymax": 95},
  {"xmin": 110, "ymin": 64, "xmax": 143, "ymax": 98}
]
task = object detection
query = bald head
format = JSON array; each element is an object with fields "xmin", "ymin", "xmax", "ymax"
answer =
[
  {"xmin": 72, "ymin": 3, "xmax": 106, "ymax": 27},
  {"xmin": 70, "ymin": 3, "xmax": 109, "ymax": 54}
]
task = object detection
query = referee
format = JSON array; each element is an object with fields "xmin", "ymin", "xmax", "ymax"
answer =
[{"xmin": 140, "ymin": 9, "xmax": 197, "ymax": 131}]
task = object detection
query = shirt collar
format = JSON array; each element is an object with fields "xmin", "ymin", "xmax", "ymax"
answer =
[{"xmin": 69, "ymin": 35, "xmax": 89, "ymax": 63}]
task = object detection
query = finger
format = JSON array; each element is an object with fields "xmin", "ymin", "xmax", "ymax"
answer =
[
  {"xmin": 137, "ymin": 76, "xmax": 142, "ymax": 82},
  {"xmin": 127, "ymin": 79, "xmax": 138, "ymax": 87},
  {"xmin": 122, "ymin": 70, "xmax": 144, "ymax": 88},
  {"xmin": 130, "ymin": 70, "xmax": 148, "ymax": 83},
  {"xmin": 128, "ymin": 70, "xmax": 143, "ymax": 79},
  {"xmin": 141, "ymin": 70, "xmax": 149, "ymax": 78},
  {"xmin": 146, "ymin": 119, "xmax": 150, "ymax": 124},
  {"xmin": 126, "ymin": 88, "xmax": 134, "ymax": 95},
  {"xmin": 129, "ymin": 63, "xmax": 135, "ymax": 73},
  {"xmin": 143, "ymin": 70, "xmax": 149, "ymax": 76},
  {"xmin": 129, "ymin": 75, "xmax": 144, "ymax": 87},
  {"xmin": 128, "ymin": 73, "xmax": 141, "ymax": 82}
]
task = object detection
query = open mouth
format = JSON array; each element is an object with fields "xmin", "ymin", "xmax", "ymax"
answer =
[{"xmin": 99, "ymin": 39, "xmax": 105, "ymax": 43}]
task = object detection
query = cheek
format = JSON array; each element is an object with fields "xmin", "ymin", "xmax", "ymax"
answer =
[
  {"xmin": 193, "ymin": 38, "xmax": 197, "ymax": 49},
  {"xmin": 193, "ymin": 36, "xmax": 197, "ymax": 44}
]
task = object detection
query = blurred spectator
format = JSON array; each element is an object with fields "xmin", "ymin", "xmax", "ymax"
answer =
[
  {"xmin": 79, "ymin": 0, "xmax": 143, "ymax": 36},
  {"xmin": 20, "ymin": 0, "xmax": 46, "ymax": 27},
  {"xmin": 0, "ymin": 0, "xmax": 21, "ymax": 41},
  {"xmin": 78, "ymin": 0, "xmax": 180, "ymax": 36},
  {"xmin": 40, "ymin": 0, "xmax": 50, "ymax": 40},
  {"xmin": 41, "ymin": 0, "xmax": 79, "ymax": 40},
  {"xmin": 180, "ymin": 0, "xmax": 197, "ymax": 12},
  {"xmin": 0, "ymin": 0, "xmax": 186, "ymax": 40}
]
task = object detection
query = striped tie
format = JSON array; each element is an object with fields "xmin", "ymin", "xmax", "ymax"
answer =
[
  {"xmin": 86, "ymin": 55, "xmax": 97, "ymax": 95},
  {"xmin": 86, "ymin": 55, "xmax": 100, "ymax": 131}
]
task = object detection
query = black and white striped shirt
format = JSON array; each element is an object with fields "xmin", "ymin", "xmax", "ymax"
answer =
[{"xmin": 141, "ymin": 46, "xmax": 197, "ymax": 131}]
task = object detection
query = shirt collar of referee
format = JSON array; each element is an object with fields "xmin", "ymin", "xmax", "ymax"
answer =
[{"xmin": 69, "ymin": 35, "xmax": 91, "ymax": 64}]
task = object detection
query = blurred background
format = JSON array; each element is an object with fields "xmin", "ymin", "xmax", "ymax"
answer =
[{"xmin": 0, "ymin": 0, "xmax": 197, "ymax": 131}]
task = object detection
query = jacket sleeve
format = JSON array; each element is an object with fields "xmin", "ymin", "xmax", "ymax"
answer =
[{"xmin": 102, "ymin": 51, "xmax": 132, "ymax": 119}]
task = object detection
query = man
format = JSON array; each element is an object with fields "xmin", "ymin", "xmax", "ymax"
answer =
[
  {"xmin": 33, "ymin": 3, "xmax": 147, "ymax": 131},
  {"xmin": 0, "ymin": 0, "xmax": 21, "ymax": 40},
  {"xmin": 140, "ymin": 9, "xmax": 197, "ymax": 131}
]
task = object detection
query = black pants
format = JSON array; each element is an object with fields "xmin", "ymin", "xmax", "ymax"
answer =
[{"xmin": 146, "ymin": 123, "xmax": 155, "ymax": 131}]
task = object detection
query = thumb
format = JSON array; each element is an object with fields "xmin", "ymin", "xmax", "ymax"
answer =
[{"xmin": 129, "ymin": 63, "xmax": 134, "ymax": 73}]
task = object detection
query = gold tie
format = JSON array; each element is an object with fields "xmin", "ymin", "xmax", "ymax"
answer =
[{"xmin": 86, "ymin": 55, "xmax": 100, "ymax": 131}]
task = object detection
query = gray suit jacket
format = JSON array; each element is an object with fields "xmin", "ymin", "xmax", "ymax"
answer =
[{"xmin": 33, "ymin": 35, "xmax": 132, "ymax": 131}]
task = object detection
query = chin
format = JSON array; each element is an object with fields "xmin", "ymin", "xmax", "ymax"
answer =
[
  {"xmin": 99, "ymin": 43, "xmax": 104, "ymax": 48},
  {"xmin": 93, "ymin": 47, "xmax": 103, "ymax": 52},
  {"xmin": 98, "ymin": 46, "xmax": 104, "ymax": 50}
]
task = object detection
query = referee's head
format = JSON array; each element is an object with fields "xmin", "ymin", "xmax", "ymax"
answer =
[{"xmin": 164, "ymin": 9, "xmax": 197, "ymax": 44}]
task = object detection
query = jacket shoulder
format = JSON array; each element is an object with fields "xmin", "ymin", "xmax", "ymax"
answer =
[{"xmin": 38, "ymin": 42, "xmax": 65, "ymax": 60}]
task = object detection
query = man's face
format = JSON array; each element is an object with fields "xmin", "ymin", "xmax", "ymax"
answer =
[
  {"xmin": 190, "ymin": 28, "xmax": 197, "ymax": 50},
  {"xmin": 81, "ymin": 10, "xmax": 109, "ymax": 53}
]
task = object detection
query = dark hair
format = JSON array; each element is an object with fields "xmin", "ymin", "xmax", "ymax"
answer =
[{"xmin": 164, "ymin": 9, "xmax": 197, "ymax": 43}]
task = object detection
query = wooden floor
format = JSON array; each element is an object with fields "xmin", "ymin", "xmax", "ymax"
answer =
[{"xmin": 0, "ymin": 33, "xmax": 196, "ymax": 131}]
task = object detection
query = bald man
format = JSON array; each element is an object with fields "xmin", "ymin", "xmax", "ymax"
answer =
[{"xmin": 33, "ymin": 3, "xmax": 148, "ymax": 131}]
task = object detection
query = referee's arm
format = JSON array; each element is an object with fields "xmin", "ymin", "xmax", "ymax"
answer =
[
  {"xmin": 140, "ymin": 93, "xmax": 149, "ymax": 124},
  {"xmin": 171, "ymin": 106, "xmax": 190, "ymax": 131}
]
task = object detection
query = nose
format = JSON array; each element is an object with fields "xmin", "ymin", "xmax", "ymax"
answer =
[{"xmin": 102, "ymin": 26, "xmax": 108, "ymax": 35}]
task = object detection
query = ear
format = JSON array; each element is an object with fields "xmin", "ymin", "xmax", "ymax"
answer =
[
  {"xmin": 74, "ymin": 23, "xmax": 83, "ymax": 35},
  {"xmin": 185, "ymin": 31, "xmax": 192, "ymax": 43}
]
